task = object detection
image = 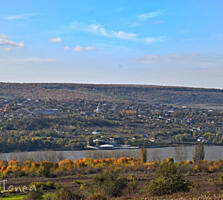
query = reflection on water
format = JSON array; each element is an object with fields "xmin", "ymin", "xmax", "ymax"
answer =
[
  {"xmin": 0, "ymin": 145, "xmax": 222, "ymax": 162},
  {"xmin": 175, "ymin": 145, "xmax": 188, "ymax": 161},
  {"xmin": 146, "ymin": 145, "xmax": 223, "ymax": 162}
]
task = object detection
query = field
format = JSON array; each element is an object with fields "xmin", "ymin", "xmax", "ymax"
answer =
[
  {"xmin": 1, "ymin": 171, "xmax": 223, "ymax": 199},
  {"xmin": 0, "ymin": 156, "xmax": 223, "ymax": 199}
]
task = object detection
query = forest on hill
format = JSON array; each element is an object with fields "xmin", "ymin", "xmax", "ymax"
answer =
[{"xmin": 0, "ymin": 83, "xmax": 223, "ymax": 108}]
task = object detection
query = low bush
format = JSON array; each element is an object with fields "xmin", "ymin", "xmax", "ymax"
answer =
[
  {"xmin": 23, "ymin": 191, "xmax": 43, "ymax": 200},
  {"xmin": 219, "ymin": 174, "xmax": 223, "ymax": 182},
  {"xmin": 89, "ymin": 171, "xmax": 127, "ymax": 197},
  {"xmin": 148, "ymin": 158, "xmax": 191, "ymax": 196},
  {"xmin": 54, "ymin": 188, "xmax": 82, "ymax": 200},
  {"xmin": 29, "ymin": 181, "xmax": 55, "ymax": 190},
  {"xmin": 88, "ymin": 192, "xmax": 107, "ymax": 200}
]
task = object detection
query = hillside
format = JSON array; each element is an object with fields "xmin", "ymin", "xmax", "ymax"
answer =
[{"xmin": 0, "ymin": 83, "xmax": 223, "ymax": 109}]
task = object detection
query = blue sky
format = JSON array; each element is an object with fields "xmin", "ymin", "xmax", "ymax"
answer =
[{"xmin": 0, "ymin": 0, "xmax": 223, "ymax": 88}]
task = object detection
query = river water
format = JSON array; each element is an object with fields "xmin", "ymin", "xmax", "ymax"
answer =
[{"xmin": 0, "ymin": 145, "xmax": 222, "ymax": 162}]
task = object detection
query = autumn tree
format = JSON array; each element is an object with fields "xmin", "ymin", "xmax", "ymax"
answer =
[
  {"xmin": 192, "ymin": 144, "xmax": 205, "ymax": 163},
  {"xmin": 140, "ymin": 148, "xmax": 147, "ymax": 164}
]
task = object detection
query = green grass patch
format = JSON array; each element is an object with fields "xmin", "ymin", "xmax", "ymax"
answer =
[
  {"xmin": 0, "ymin": 195, "xmax": 26, "ymax": 200},
  {"xmin": 0, "ymin": 193, "xmax": 53, "ymax": 200}
]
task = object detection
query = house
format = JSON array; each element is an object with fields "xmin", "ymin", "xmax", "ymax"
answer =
[
  {"xmin": 197, "ymin": 137, "xmax": 206, "ymax": 142},
  {"xmin": 99, "ymin": 144, "xmax": 115, "ymax": 150},
  {"xmin": 95, "ymin": 105, "xmax": 102, "ymax": 113},
  {"xmin": 80, "ymin": 111, "xmax": 87, "ymax": 116},
  {"xmin": 92, "ymin": 130, "xmax": 101, "ymax": 135},
  {"xmin": 132, "ymin": 136, "xmax": 139, "ymax": 140},
  {"xmin": 93, "ymin": 138, "xmax": 107, "ymax": 145},
  {"xmin": 143, "ymin": 134, "xmax": 149, "ymax": 138},
  {"xmin": 149, "ymin": 137, "xmax": 156, "ymax": 143}
]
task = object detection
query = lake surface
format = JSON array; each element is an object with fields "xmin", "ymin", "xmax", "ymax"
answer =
[{"xmin": 0, "ymin": 145, "xmax": 222, "ymax": 162}]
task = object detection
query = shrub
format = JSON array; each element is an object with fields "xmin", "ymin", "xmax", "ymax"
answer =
[
  {"xmin": 88, "ymin": 192, "xmax": 107, "ymax": 200},
  {"xmin": 44, "ymin": 193, "xmax": 56, "ymax": 200},
  {"xmin": 194, "ymin": 164, "xmax": 201, "ymax": 172},
  {"xmin": 90, "ymin": 172, "xmax": 127, "ymax": 197},
  {"xmin": 24, "ymin": 191, "xmax": 43, "ymax": 200},
  {"xmin": 58, "ymin": 159, "xmax": 74, "ymax": 170},
  {"xmin": 148, "ymin": 158, "xmax": 191, "ymax": 196},
  {"xmin": 29, "ymin": 181, "xmax": 55, "ymax": 190},
  {"xmin": 208, "ymin": 165, "xmax": 217, "ymax": 173},
  {"xmin": 219, "ymin": 174, "xmax": 223, "ymax": 182},
  {"xmin": 37, "ymin": 161, "xmax": 53, "ymax": 177},
  {"xmin": 127, "ymin": 181, "xmax": 138, "ymax": 194},
  {"xmin": 54, "ymin": 188, "xmax": 82, "ymax": 200},
  {"xmin": 46, "ymin": 181, "xmax": 55, "ymax": 189}
]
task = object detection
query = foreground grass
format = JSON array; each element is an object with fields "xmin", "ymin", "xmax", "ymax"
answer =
[
  {"xmin": 0, "ymin": 158, "xmax": 223, "ymax": 200},
  {"xmin": 140, "ymin": 192, "xmax": 223, "ymax": 200},
  {"xmin": 1, "ymin": 192, "xmax": 223, "ymax": 200},
  {"xmin": 0, "ymin": 193, "xmax": 53, "ymax": 200},
  {"xmin": 0, "ymin": 195, "xmax": 26, "ymax": 200}
]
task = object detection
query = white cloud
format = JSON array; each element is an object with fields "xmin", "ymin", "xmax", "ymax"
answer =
[
  {"xmin": 3, "ymin": 13, "xmax": 39, "ymax": 20},
  {"xmin": 0, "ymin": 33, "xmax": 24, "ymax": 49},
  {"xmin": 85, "ymin": 46, "xmax": 97, "ymax": 51},
  {"xmin": 88, "ymin": 24, "xmax": 137, "ymax": 40},
  {"xmin": 68, "ymin": 22, "xmax": 164, "ymax": 44},
  {"xmin": 64, "ymin": 45, "xmax": 97, "ymax": 53},
  {"xmin": 0, "ymin": 33, "xmax": 8, "ymax": 39},
  {"xmin": 139, "ymin": 53, "xmax": 223, "ymax": 69},
  {"xmin": 49, "ymin": 37, "xmax": 62, "ymax": 43},
  {"xmin": 138, "ymin": 11, "xmax": 162, "ymax": 21},
  {"xmin": 74, "ymin": 45, "xmax": 83, "ymax": 52},
  {"xmin": 14, "ymin": 57, "xmax": 56, "ymax": 63},
  {"xmin": 145, "ymin": 37, "xmax": 164, "ymax": 44},
  {"xmin": 69, "ymin": 22, "xmax": 137, "ymax": 40},
  {"xmin": 64, "ymin": 46, "xmax": 71, "ymax": 50}
]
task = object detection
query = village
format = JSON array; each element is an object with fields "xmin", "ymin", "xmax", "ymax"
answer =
[{"xmin": 0, "ymin": 95, "xmax": 223, "ymax": 152}]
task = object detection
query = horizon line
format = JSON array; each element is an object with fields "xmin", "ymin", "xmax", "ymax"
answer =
[{"xmin": 0, "ymin": 81, "xmax": 222, "ymax": 91}]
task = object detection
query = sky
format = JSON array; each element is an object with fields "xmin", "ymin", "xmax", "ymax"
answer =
[{"xmin": 0, "ymin": 0, "xmax": 223, "ymax": 88}]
